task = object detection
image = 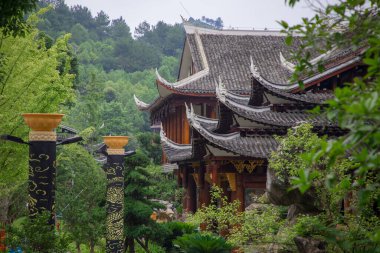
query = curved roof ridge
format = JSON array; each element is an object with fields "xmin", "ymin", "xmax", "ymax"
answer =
[
  {"xmin": 160, "ymin": 124, "xmax": 192, "ymax": 150},
  {"xmin": 183, "ymin": 22, "xmax": 285, "ymax": 36},
  {"xmin": 185, "ymin": 103, "xmax": 240, "ymax": 140},
  {"xmin": 279, "ymin": 47, "xmax": 338, "ymax": 73},
  {"xmin": 216, "ymin": 78, "xmax": 269, "ymax": 112},
  {"xmin": 194, "ymin": 114, "xmax": 219, "ymax": 124},
  {"xmin": 221, "ymin": 94, "xmax": 333, "ymax": 127},
  {"xmin": 156, "ymin": 30, "xmax": 210, "ymax": 89},
  {"xmin": 133, "ymin": 94, "xmax": 151, "ymax": 110},
  {"xmin": 185, "ymin": 103, "xmax": 277, "ymax": 158},
  {"xmin": 250, "ymin": 54, "xmax": 361, "ymax": 91}
]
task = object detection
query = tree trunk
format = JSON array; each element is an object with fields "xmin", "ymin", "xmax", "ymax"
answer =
[
  {"xmin": 136, "ymin": 238, "xmax": 150, "ymax": 253},
  {"xmin": 75, "ymin": 241, "xmax": 81, "ymax": 253},
  {"xmin": 0, "ymin": 196, "xmax": 9, "ymax": 224},
  {"xmin": 127, "ymin": 237, "xmax": 135, "ymax": 253},
  {"xmin": 89, "ymin": 239, "xmax": 95, "ymax": 253}
]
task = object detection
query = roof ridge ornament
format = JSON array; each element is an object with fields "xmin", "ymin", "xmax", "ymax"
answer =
[
  {"xmin": 160, "ymin": 123, "xmax": 168, "ymax": 142},
  {"xmin": 279, "ymin": 52, "xmax": 296, "ymax": 72},
  {"xmin": 250, "ymin": 56, "xmax": 263, "ymax": 82},
  {"xmin": 310, "ymin": 47, "xmax": 336, "ymax": 65},
  {"xmin": 154, "ymin": 29, "xmax": 210, "ymax": 89},
  {"xmin": 185, "ymin": 103, "xmax": 201, "ymax": 129},
  {"xmin": 133, "ymin": 94, "xmax": 150, "ymax": 109},
  {"xmin": 215, "ymin": 76, "xmax": 227, "ymax": 103}
]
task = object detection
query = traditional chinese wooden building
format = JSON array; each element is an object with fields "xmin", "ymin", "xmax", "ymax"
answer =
[{"xmin": 134, "ymin": 22, "xmax": 364, "ymax": 212}]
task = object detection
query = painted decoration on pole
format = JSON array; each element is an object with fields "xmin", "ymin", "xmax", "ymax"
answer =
[
  {"xmin": 103, "ymin": 136, "xmax": 128, "ymax": 253},
  {"xmin": 22, "ymin": 113, "xmax": 64, "ymax": 225}
]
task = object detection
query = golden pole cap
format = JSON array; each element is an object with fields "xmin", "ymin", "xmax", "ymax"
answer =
[
  {"xmin": 22, "ymin": 113, "xmax": 64, "ymax": 131},
  {"xmin": 103, "ymin": 136, "xmax": 129, "ymax": 149}
]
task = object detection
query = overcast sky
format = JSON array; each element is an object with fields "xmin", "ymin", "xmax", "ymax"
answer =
[{"xmin": 64, "ymin": 0, "xmax": 318, "ymax": 32}]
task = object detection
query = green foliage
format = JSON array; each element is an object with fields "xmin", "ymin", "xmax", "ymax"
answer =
[
  {"xmin": 136, "ymin": 132, "xmax": 161, "ymax": 164},
  {"xmin": 124, "ymin": 150, "xmax": 168, "ymax": 253},
  {"xmin": 56, "ymin": 144, "xmax": 106, "ymax": 251},
  {"xmin": 269, "ymin": 124, "xmax": 321, "ymax": 184},
  {"xmin": 228, "ymin": 205, "xmax": 286, "ymax": 247},
  {"xmin": 281, "ymin": 0, "xmax": 380, "ymax": 245},
  {"xmin": 187, "ymin": 186, "xmax": 242, "ymax": 242},
  {"xmin": 135, "ymin": 242, "xmax": 166, "ymax": 253},
  {"xmin": 136, "ymin": 21, "xmax": 185, "ymax": 57},
  {"xmin": 146, "ymin": 164, "xmax": 177, "ymax": 201},
  {"xmin": 173, "ymin": 233, "xmax": 232, "ymax": 253},
  {"xmin": 6, "ymin": 212, "xmax": 69, "ymax": 253},
  {"xmin": 159, "ymin": 222, "xmax": 196, "ymax": 251},
  {"xmin": 0, "ymin": 11, "xmax": 75, "ymax": 223},
  {"xmin": 0, "ymin": 0, "xmax": 38, "ymax": 36},
  {"xmin": 188, "ymin": 17, "xmax": 224, "ymax": 29}
]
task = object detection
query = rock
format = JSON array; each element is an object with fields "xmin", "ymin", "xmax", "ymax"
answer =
[
  {"xmin": 266, "ymin": 168, "xmax": 320, "ymax": 215},
  {"xmin": 245, "ymin": 203, "xmax": 268, "ymax": 211},
  {"xmin": 294, "ymin": 236, "xmax": 326, "ymax": 253}
]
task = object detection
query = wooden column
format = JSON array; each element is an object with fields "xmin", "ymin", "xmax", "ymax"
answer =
[
  {"xmin": 197, "ymin": 165, "xmax": 207, "ymax": 208},
  {"xmin": 182, "ymin": 105, "xmax": 190, "ymax": 144},
  {"xmin": 182, "ymin": 167, "xmax": 188, "ymax": 212},
  {"xmin": 186, "ymin": 173, "xmax": 196, "ymax": 213},
  {"xmin": 203, "ymin": 182, "xmax": 211, "ymax": 206},
  {"xmin": 177, "ymin": 106, "xmax": 181, "ymax": 143},
  {"xmin": 208, "ymin": 162, "xmax": 219, "ymax": 186},
  {"xmin": 236, "ymin": 173, "xmax": 245, "ymax": 212}
]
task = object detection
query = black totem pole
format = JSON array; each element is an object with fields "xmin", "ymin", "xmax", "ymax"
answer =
[
  {"xmin": 2, "ymin": 113, "xmax": 82, "ymax": 226},
  {"xmin": 23, "ymin": 113, "xmax": 64, "ymax": 225},
  {"xmin": 103, "ymin": 136, "xmax": 129, "ymax": 253}
]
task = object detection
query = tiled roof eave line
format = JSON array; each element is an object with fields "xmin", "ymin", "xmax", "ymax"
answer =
[
  {"xmin": 251, "ymin": 56, "xmax": 361, "ymax": 92},
  {"xmin": 185, "ymin": 103, "xmax": 275, "ymax": 158}
]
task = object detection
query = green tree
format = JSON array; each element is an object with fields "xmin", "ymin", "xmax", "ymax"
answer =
[
  {"xmin": 0, "ymin": 0, "xmax": 38, "ymax": 36},
  {"xmin": 281, "ymin": 0, "xmax": 380, "ymax": 244},
  {"xmin": 70, "ymin": 23, "xmax": 90, "ymax": 45},
  {"xmin": 94, "ymin": 11, "xmax": 110, "ymax": 39},
  {"xmin": 123, "ymin": 150, "xmax": 167, "ymax": 253},
  {"xmin": 0, "ymin": 10, "xmax": 75, "ymax": 224},
  {"xmin": 56, "ymin": 144, "xmax": 106, "ymax": 253},
  {"xmin": 187, "ymin": 186, "xmax": 243, "ymax": 242},
  {"xmin": 6, "ymin": 212, "xmax": 69, "ymax": 253}
]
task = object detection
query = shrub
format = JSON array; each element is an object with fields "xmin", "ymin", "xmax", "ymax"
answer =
[
  {"xmin": 174, "ymin": 233, "xmax": 232, "ymax": 253},
  {"xmin": 6, "ymin": 212, "xmax": 69, "ymax": 253},
  {"xmin": 159, "ymin": 222, "xmax": 196, "ymax": 251}
]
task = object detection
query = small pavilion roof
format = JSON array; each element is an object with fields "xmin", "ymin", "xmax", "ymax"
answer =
[
  {"xmin": 185, "ymin": 104, "xmax": 278, "ymax": 158},
  {"xmin": 215, "ymin": 81, "xmax": 334, "ymax": 127}
]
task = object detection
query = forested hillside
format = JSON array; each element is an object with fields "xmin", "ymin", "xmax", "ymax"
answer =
[
  {"xmin": 33, "ymin": 0, "xmax": 182, "ymax": 151},
  {"xmin": 32, "ymin": 0, "xmax": 223, "ymax": 152}
]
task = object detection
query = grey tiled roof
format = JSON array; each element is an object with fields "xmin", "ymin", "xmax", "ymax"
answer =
[
  {"xmin": 136, "ymin": 24, "xmax": 360, "ymax": 111},
  {"xmin": 158, "ymin": 32, "xmax": 298, "ymax": 94},
  {"xmin": 156, "ymin": 24, "xmax": 361, "ymax": 95},
  {"xmin": 186, "ymin": 105, "xmax": 278, "ymax": 158},
  {"xmin": 216, "ymin": 87, "xmax": 334, "ymax": 127},
  {"xmin": 263, "ymin": 84, "xmax": 335, "ymax": 104}
]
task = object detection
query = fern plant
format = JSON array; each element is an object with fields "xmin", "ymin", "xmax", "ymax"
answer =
[{"xmin": 173, "ymin": 233, "xmax": 232, "ymax": 253}]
